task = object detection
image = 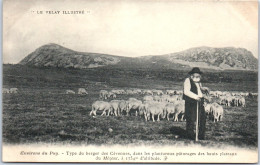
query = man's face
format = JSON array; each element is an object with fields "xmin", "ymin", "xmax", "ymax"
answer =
[{"xmin": 191, "ymin": 73, "xmax": 201, "ymax": 82}]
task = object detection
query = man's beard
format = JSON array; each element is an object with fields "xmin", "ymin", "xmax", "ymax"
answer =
[{"xmin": 192, "ymin": 78, "xmax": 200, "ymax": 82}]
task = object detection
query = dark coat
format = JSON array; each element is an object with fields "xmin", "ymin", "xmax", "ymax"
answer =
[{"xmin": 183, "ymin": 78, "xmax": 204, "ymax": 122}]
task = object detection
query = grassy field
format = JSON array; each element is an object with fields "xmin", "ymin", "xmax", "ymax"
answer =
[{"xmin": 2, "ymin": 65, "xmax": 258, "ymax": 148}]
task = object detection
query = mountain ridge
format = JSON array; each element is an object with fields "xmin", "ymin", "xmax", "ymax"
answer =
[{"xmin": 19, "ymin": 43, "xmax": 258, "ymax": 71}]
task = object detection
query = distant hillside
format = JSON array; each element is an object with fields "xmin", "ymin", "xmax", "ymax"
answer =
[
  {"xmin": 20, "ymin": 43, "xmax": 125, "ymax": 69},
  {"xmin": 162, "ymin": 47, "xmax": 258, "ymax": 70},
  {"xmin": 19, "ymin": 44, "xmax": 258, "ymax": 71}
]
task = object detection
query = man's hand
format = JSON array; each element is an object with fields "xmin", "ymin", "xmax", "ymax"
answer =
[
  {"xmin": 194, "ymin": 95, "xmax": 201, "ymax": 101},
  {"xmin": 201, "ymin": 87, "xmax": 210, "ymax": 95}
]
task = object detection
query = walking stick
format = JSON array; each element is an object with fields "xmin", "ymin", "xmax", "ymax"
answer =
[{"xmin": 195, "ymin": 100, "xmax": 199, "ymax": 141}]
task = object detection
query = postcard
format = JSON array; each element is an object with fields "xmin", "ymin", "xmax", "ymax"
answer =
[{"xmin": 2, "ymin": 0, "xmax": 258, "ymax": 163}]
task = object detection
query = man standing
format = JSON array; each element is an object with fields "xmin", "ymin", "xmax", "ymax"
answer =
[{"xmin": 183, "ymin": 67, "xmax": 206, "ymax": 140}]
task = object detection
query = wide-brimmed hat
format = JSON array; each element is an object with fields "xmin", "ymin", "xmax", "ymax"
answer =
[{"xmin": 188, "ymin": 67, "xmax": 203, "ymax": 75}]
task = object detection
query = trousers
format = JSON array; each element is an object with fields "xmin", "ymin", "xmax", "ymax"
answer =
[{"xmin": 185, "ymin": 100, "xmax": 206, "ymax": 140}]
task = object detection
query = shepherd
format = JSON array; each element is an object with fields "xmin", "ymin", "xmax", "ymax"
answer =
[{"xmin": 183, "ymin": 67, "xmax": 206, "ymax": 140}]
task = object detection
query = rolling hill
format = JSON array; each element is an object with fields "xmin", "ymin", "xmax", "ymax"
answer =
[
  {"xmin": 19, "ymin": 43, "xmax": 127, "ymax": 69},
  {"xmin": 19, "ymin": 43, "xmax": 258, "ymax": 71},
  {"xmin": 162, "ymin": 47, "xmax": 258, "ymax": 70}
]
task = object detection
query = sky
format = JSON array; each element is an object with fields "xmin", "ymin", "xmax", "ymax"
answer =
[{"xmin": 3, "ymin": 0, "xmax": 258, "ymax": 64}]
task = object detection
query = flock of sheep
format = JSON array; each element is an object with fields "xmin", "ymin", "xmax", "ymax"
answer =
[
  {"xmin": 90, "ymin": 98, "xmax": 186, "ymax": 122},
  {"xmin": 3, "ymin": 86, "xmax": 256, "ymax": 123},
  {"xmin": 88, "ymin": 88, "xmax": 255, "ymax": 122}
]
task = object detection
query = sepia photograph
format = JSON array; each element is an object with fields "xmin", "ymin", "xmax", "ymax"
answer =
[{"xmin": 2, "ymin": 0, "xmax": 258, "ymax": 163}]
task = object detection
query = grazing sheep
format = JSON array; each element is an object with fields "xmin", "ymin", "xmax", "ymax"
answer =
[
  {"xmin": 118, "ymin": 100, "xmax": 128, "ymax": 116},
  {"xmin": 211, "ymin": 103, "xmax": 224, "ymax": 122},
  {"xmin": 143, "ymin": 95, "xmax": 153, "ymax": 102},
  {"xmin": 90, "ymin": 101, "xmax": 112, "ymax": 116},
  {"xmin": 145, "ymin": 101, "xmax": 166, "ymax": 122},
  {"xmin": 108, "ymin": 92, "xmax": 116, "ymax": 98},
  {"xmin": 173, "ymin": 100, "xmax": 185, "ymax": 122},
  {"xmin": 127, "ymin": 98, "xmax": 142, "ymax": 116},
  {"xmin": 66, "ymin": 90, "xmax": 75, "ymax": 94},
  {"xmin": 166, "ymin": 90, "xmax": 175, "ymax": 95},
  {"xmin": 110, "ymin": 100, "xmax": 121, "ymax": 116},
  {"xmin": 2, "ymin": 88, "xmax": 10, "ymax": 94},
  {"xmin": 78, "ymin": 88, "xmax": 88, "ymax": 95},
  {"xmin": 164, "ymin": 103, "xmax": 176, "ymax": 121},
  {"xmin": 99, "ymin": 90, "xmax": 109, "ymax": 99},
  {"xmin": 152, "ymin": 89, "xmax": 164, "ymax": 96},
  {"xmin": 9, "ymin": 88, "xmax": 18, "ymax": 94}
]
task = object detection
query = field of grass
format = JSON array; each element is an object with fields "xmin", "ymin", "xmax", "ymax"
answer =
[{"xmin": 2, "ymin": 65, "xmax": 258, "ymax": 149}]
